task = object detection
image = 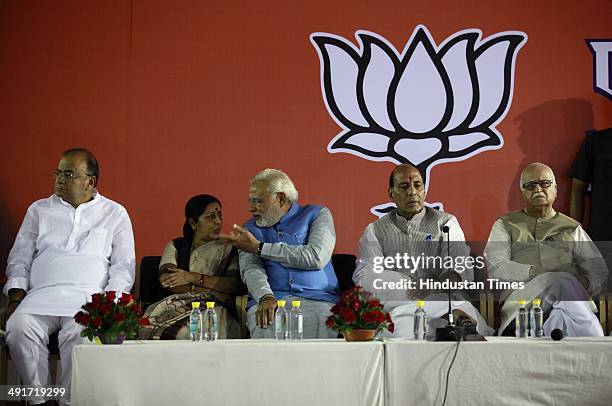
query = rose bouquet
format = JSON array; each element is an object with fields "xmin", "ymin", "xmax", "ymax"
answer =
[
  {"xmin": 326, "ymin": 286, "xmax": 394, "ymax": 335},
  {"xmin": 74, "ymin": 291, "xmax": 150, "ymax": 344}
]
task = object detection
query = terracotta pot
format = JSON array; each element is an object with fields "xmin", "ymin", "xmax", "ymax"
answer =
[{"xmin": 342, "ymin": 329, "xmax": 377, "ymax": 342}]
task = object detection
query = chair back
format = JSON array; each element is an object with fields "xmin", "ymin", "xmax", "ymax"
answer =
[
  {"xmin": 331, "ymin": 253, "xmax": 357, "ymax": 293},
  {"xmin": 139, "ymin": 256, "xmax": 171, "ymax": 309}
]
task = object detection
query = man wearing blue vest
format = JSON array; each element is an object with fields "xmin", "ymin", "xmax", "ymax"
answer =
[{"xmin": 221, "ymin": 168, "xmax": 339, "ymax": 338}]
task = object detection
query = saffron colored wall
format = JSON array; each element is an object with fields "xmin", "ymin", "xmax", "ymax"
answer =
[{"xmin": 0, "ymin": 0, "xmax": 611, "ymax": 268}]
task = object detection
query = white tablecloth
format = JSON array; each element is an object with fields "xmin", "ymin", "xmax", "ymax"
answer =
[
  {"xmin": 384, "ymin": 337, "xmax": 612, "ymax": 406},
  {"xmin": 72, "ymin": 339, "xmax": 384, "ymax": 406}
]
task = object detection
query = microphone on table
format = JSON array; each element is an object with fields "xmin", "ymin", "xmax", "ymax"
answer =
[
  {"xmin": 435, "ymin": 225, "xmax": 465, "ymax": 342},
  {"xmin": 551, "ymin": 329, "xmax": 564, "ymax": 341}
]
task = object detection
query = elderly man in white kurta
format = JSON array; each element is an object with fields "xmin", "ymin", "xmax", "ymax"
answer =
[
  {"xmin": 485, "ymin": 163, "xmax": 607, "ymax": 336},
  {"xmin": 3, "ymin": 149, "xmax": 135, "ymax": 406}
]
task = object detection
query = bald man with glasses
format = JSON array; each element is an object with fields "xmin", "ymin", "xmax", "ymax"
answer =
[
  {"xmin": 484, "ymin": 162, "xmax": 607, "ymax": 336},
  {"xmin": 3, "ymin": 148, "xmax": 135, "ymax": 405}
]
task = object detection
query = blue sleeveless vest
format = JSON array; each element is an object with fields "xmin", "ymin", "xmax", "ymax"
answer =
[{"xmin": 245, "ymin": 204, "xmax": 339, "ymax": 306}]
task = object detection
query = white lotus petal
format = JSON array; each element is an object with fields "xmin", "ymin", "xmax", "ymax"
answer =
[
  {"xmin": 343, "ymin": 132, "xmax": 390, "ymax": 152},
  {"xmin": 370, "ymin": 201, "xmax": 444, "ymax": 218},
  {"xmin": 471, "ymin": 41, "xmax": 510, "ymax": 127},
  {"xmin": 448, "ymin": 132, "xmax": 490, "ymax": 152},
  {"xmin": 362, "ymin": 43, "xmax": 395, "ymax": 131},
  {"xmin": 325, "ymin": 44, "xmax": 369, "ymax": 127},
  {"xmin": 395, "ymin": 42, "xmax": 447, "ymax": 133},
  {"xmin": 441, "ymin": 40, "xmax": 473, "ymax": 131},
  {"xmin": 394, "ymin": 138, "xmax": 442, "ymax": 165}
]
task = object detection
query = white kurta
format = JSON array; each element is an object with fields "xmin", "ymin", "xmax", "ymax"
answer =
[
  {"xmin": 354, "ymin": 210, "xmax": 493, "ymax": 337},
  {"xmin": 4, "ymin": 192, "xmax": 135, "ymax": 317}
]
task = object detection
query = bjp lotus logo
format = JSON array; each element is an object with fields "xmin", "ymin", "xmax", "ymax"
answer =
[{"xmin": 311, "ymin": 25, "xmax": 527, "ymax": 215}]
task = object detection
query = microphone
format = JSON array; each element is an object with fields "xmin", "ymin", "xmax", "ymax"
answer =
[
  {"xmin": 441, "ymin": 225, "xmax": 452, "ymax": 324},
  {"xmin": 435, "ymin": 224, "xmax": 465, "ymax": 341},
  {"xmin": 551, "ymin": 329, "xmax": 564, "ymax": 341}
]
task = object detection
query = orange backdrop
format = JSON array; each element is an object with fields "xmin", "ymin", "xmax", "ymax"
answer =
[{"xmin": 0, "ymin": 0, "xmax": 611, "ymax": 266}]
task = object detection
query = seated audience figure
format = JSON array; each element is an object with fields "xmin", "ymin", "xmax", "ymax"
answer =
[
  {"xmin": 354, "ymin": 164, "xmax": 492, "ymax": 338},
  {"xmin": 485, "ymin": 162, "xmax": 607, "ymax": 336},
  {"xmin": 140, "ymin": 194, "xmax": 245, "ymax": 339},
  {"xmin": 3, "ymin": 148, "xmax": 135, "ymax": 406},
  {"xmin": 221, "ymin": 169, "xmax": 339, "ymax": 338}
]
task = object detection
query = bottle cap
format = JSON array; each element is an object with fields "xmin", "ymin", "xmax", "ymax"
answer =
[
  {"xmin": 416, "ymin": 300, "xmax": 425, "ymax": 308},
  {"xmin": 291, "ymin": 300, "xmax": 301, "ymax": 307},
  {"xmin": 206, "ymin": 301, "xmax": 215, "ymax": 309},
  {"xmin": 518, "ymin": 299, "xmax": 526, "ymax": 306},
  {"xmin": 533, "ymin": 299, "xmax": 541, "ymax": 306},
  {"xmin": 277, "ymin": 300, "xmax": 286, "ymax": 307},
  {"xmin": 191, "ymin": 302, "xmax": 200, "ymax": 309}
]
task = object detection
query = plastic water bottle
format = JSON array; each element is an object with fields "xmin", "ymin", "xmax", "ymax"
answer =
[
  {"xmin": 189, "ymin": 302, "xmax": 202, "ymax": 342},
  {"xmin": 203, "ymin": 301, "xmax": 218, "ymax": 341},
  {"xmin": 275, "ymin": 300, "xmax": 288, "ymax": 340},
  {"xmin": 289, "ymin": 300, "xmax": 303, "ymax": 340},
  {"xmin": 413, "ymin": 300, "xmax": 426, "ymax": 340},
  {"xmin": 530, "ymin": 298, "xmax": 544, "ymax": 338},
  {"xmin": 515, "ymin": 299, "xmax": 527, "ymax": 338}
]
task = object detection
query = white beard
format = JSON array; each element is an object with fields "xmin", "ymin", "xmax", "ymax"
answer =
[{"xmin": 255, "ymin": 206, "xmax": 284, "ymax": 227}]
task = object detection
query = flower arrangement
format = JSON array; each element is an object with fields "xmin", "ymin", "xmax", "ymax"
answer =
[
  {"xmin": 74, "ymin": 291, "xmax": 150, "ymax": 344},
  {"xmin": 326, "ymin": 286, "xmax": 394, "ymax": 334}
]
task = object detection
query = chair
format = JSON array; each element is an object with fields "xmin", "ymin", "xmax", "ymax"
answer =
[{"xmin": 332, "ymin": 253, "xmax": 357, "ymax": 292}]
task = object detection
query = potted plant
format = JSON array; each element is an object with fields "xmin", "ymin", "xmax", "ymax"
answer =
[
  {"xmin": 326, "ymin": 286, "xmax": 394, "ymax": 341},
  {"xmin": 74, "ymin": 291, "xmax": 150, "ymax": 344}
]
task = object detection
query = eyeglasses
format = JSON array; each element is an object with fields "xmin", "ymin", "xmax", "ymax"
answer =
[
  {"xmin": 54, "ymin": 170, "xmax": 92, "ymax": 181},
  {"xmin": 522, "ymin": 179, "xmax": 554, "ymax": 191}
]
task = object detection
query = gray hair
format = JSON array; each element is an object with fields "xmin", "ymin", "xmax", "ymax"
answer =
[
  {"xmin": 519, "ymin": 162, "xmax": 556, "ymax": 190},
  {"xmin": 251, "ymin": 168, "xmax": 299, "ymax": 203}
]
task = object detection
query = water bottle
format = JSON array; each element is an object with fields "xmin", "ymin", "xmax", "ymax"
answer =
[
  {"xmin": 203, "ymin": 301, "xmax": 218, "ymax": 341},
  {"xmin": 275, "ymin": 300, "xmax": 288, "ymax": 340},
  {"xmin": 413, "ymin": 300, "xmax": 426, "ymax": 340},
  {"xmin": 515, "ymin": 299, "xmax": 527, "ymax": 338},
  {"xmin": 530, "ymin": 298, "xmax": 544, "ymax": 338},
  {"xmin": 189, "ymin": 302, "xmax": 202, "ymax": 342},
  {"xmin": 289, "ymin": 300, "xmax": 303, "ymax": 340}
]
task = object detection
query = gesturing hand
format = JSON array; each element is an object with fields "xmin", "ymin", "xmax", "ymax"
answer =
[{"xmin": 220, "ymin": 224, "xmax": 260, "ymax": 254}]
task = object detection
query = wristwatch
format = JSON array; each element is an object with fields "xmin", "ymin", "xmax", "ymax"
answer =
[{"xmin": 256, "ymin": 242, "xmax": 264, "ymax": 256}]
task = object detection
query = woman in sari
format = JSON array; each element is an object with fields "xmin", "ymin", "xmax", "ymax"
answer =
[{"xmin": 140, "ymin": 194, "xmax": 245, "ymax": 339}]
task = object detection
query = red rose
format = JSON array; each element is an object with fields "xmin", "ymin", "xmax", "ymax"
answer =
[
  {"xmin": 105, "ymin": 291, "xmax": 116, "ymax": 302},
  {"xmin": 133, "ymin": 303, "xmax": 142, "ymax": 315},
  {"xmin": 91, "ymin": 293, "xmax": 103, "ymax": 308},
  {"xmin": 368, "ymin": 299, "xmax": 382, "ymax": 308},
  {"xmin": 351, "ymin": 299, "xmax": 361, "ymax": 312},
  {"xmin": 388, "ymin": 322, "xmax": 395, "ymax": 333},
  {"xmin": 386, "ymin": 313, "xmax": 392, "ymax": 322},
  {"xmin": 74, "ymin": 311, "xmax": 85, "ymax": 323},
  {"xmin": 81, "ymin": 314, "xmax": 90, "ymax": 325},
  {"xmin": 99, "ymin": 304, "xmax": 111, "ymax": 315},
  {"xmin": 92, "ymin": 316, "xmax": 102, "ymax": 328},
  {"xmin": 113, "ymin": 313, "xmax": 125, "ymax": 322},
  {"xmin": 138, "ymin": 317, "xmax": 150, "ymax": 326},
  {"xmin": 120, "ymin": 293, "xmax": 133, "ymax": 306},
  {"xmin": 325, "ymin": 317, "xmax": 335, "ymax": 328},
  {"xmin": 341, "ymin": 308, "xmax": 357, "ymax": 324},
  {"xmin": 330, "ymin": 304, "xmax": 341, "ymax": 314}
]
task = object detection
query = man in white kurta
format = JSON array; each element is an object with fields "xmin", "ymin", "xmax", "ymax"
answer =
[
  {"xmin": 484, "ymin": 162, "xmax": 607, "ymax": 336},
  {"xmin": 354, "ymin": 164, "xmax": 492, "ymax": 338},
  {"xmin": 3, "ymin": 149, "xmax": 135, "ymax": 405}
]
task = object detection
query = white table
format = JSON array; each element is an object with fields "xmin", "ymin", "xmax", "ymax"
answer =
[
  {"xmin": 71, "ymin": 339, "xmax": 384, "ymax": 406},
  {"xmin": 384, "ymin": 337, "xmax": 612, "ymax": 406}
]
